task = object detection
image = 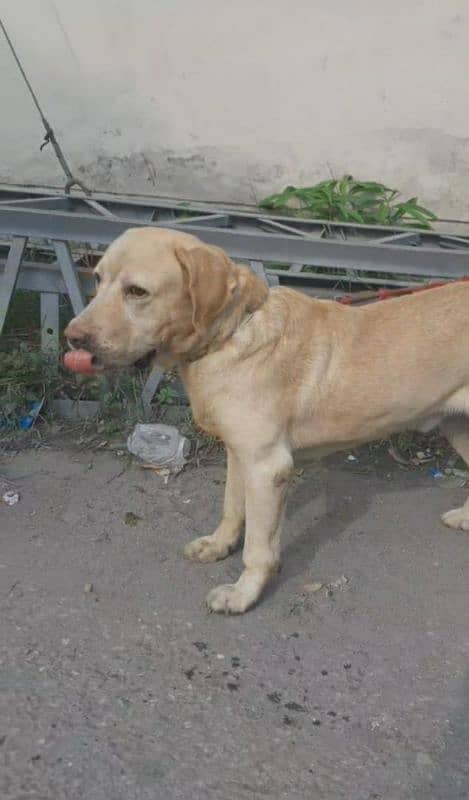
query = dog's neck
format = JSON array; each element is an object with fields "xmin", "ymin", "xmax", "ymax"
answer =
[
  {"xmin": 175, "ymin": 267, "xmax": 269, "ymax": 364},
  {"xmin": 181, "ymin": 305, "xmax": 257, "ymax": 363}
]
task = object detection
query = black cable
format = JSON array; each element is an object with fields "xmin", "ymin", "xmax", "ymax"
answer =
[{"xmin": 0, "ymin": 17, "xmax": 90, "ymax": 195}]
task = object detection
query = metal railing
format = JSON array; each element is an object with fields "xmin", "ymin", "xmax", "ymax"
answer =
[{"xmin": 2, "ymin": 185, "xmax": 469, "ymax": 403}]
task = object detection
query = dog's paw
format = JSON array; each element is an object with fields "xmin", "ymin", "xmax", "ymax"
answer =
[
  {"xmin": 441, "ymin": 506, "xmax": 469, "ymax": 531},
  {"xmin": 206, "ymin": 583, "xmax": 252, "ymax": 614},
  {"xmin": 184, "ymin": 535, "xmax": 232, "ymax": 563}
]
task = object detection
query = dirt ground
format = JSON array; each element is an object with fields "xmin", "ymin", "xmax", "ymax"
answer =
[{"xmin": 2, "ymin": 438, "xmax": 469, "ymax": 800}]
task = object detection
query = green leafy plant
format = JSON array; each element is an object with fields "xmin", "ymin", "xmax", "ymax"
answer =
[
  {"xmin": 259, "ymin": 175, "xmax": 437, "ymax": 229},
  {"xmin": 155, "ymin": 386, "xmax": 179, "ymax": 406}
]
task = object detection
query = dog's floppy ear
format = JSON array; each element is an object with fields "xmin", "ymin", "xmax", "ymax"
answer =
[{"xmin": 175, "ymin": 245, "xmax": 238, "ymax": 332}]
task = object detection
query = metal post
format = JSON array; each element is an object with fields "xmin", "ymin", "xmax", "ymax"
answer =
[
  {"xmin": 249, "ymin": 260, "xmax": 269, "ymax": 285},
  {"xmin": 40, "ymin": 293, "xmax": 60, "ymax": 353},
  {"xmin": 53, "ymin": 241, "xmax": 86, "ymax": 314},
  {"xmin": 0, "ymin": 236, "xmax": 28, "ymax": 334},
  {"xmin": 141, "ymin": 366, "xmax": 164, "ymax": 416}
]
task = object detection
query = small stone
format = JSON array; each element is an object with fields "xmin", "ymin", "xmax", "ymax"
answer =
[
  {"xmin": 303, "ymin": 582, "xmax": 324, "ymax": 594},
  {"xmin": 284, "ymin": 701, "xmax": 306, "ymax": 713},
  {"xmin": 124, "ymin": 511, "xmax": 143, "ymax": 527},
  {"xmin": 416, "ymin": 752, "xmax": 434, "ymax": 768},
  {"xmin": 328, "ymin": 575, "xmax": 350, "ymax": 591},
  {"xmin": 2, "ymin": 490, "xmax": 20, "ymax": 506},
  {"xmin": 267, "ymin": 691, "xmax": 282, "ymax": 704},
  {"xmin": 83, "ymin": 582, "xmax": 93, "ymax": 593}
]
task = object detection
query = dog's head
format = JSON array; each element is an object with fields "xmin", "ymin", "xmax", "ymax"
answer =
[{"xmin": 64, "ymin": 227, "xmax": 268, "ymax": 369}]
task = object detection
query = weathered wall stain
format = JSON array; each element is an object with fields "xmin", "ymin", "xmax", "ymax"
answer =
[{"xmin": 1, "ymin": 1, "xmax": 469, "ymax": 217}]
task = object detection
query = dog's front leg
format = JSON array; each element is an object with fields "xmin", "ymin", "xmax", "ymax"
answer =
[
  {"xmin": 184, "ymin": 448, "xmax": 245, "ymax": 562},
  {"xmin": 206, "ymin": 446, "xmax": 294, "ymax": 614}
]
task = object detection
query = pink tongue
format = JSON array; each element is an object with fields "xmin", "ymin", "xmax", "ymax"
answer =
[{"xmin": 64, "ymin": 350, "xmax": 101, "ymax": 375}]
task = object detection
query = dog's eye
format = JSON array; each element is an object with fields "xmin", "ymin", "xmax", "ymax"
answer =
[{"xmin": 126, "ymin": 285, "xmax": 149, "ymax": 298}]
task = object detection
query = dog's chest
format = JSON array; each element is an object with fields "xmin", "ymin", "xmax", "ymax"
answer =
[
  {"xmin": 189, "ymin": 394, "xmax": 220, "ymax": 437},
  {"xmin": 181, "ymin": 369, "xmax": 223, "ymax": 438}
]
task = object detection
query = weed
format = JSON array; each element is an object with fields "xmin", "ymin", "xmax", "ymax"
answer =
[
  {"xmin": 260, "ymin": 176, "xmax": 437, "ymax": 229},
  {"xmin": 0, "ymin": 344, "xmax": 61, "ymax": 427},
  {"xmin": 178, "ymin": 407, "xmax": 222, "ymax": 459},
  {"xmin": 0, "ymin": 342, "xmax": 167, "ymax": 431},
  {"xmin": 155, "ymin": 386, "xmax": 179, "ymax": 405}
]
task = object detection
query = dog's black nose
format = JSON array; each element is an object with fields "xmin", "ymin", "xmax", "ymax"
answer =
[
  {"xmin": 64, "ymin": 321, "xmax": 94, "ymax": 351},
  {"xmin": 67, "ymin": 334, "xmax": 86, "ymax": 349}
]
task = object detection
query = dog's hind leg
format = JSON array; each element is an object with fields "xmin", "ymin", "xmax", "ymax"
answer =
[
  {"xmin": 440, "ymin": 415, "xmax": 469, "ymax": 531},
  {"xmin": 184, "ymin": 448, "xmax": 245, "ymax": 562}
]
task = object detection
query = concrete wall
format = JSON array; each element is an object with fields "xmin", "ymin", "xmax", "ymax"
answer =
[{"xmin": 1, "ymin": 1, "xmax": 468, "ymax": 217}]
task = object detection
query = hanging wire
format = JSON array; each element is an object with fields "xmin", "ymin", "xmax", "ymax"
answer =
[{"xmin": 0, "ymin": 17, "xmax": 90, "ymax": 195}]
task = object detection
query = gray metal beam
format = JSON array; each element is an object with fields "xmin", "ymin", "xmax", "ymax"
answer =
[
  {"xmin": 0, "ymin": 236, "xmax": 28, "ymax": 333},
  {"xmin": 0, "ymin": 205, "xmax": 468, "ymax": 277},
  {"xmin": 83, "ymin": 198, "xmax": 118, "ymax": 218},
  {"xmin": 439, "ymin": 234, "xmax": 469, "ymax": 250},
  {"xmin": 0, "ymin": 196, "xmax": 72, "ymax": 210},
  {"xmin": 258, "ymin": 216, "xmax": 322, "ymax": 239},
  {"xmin": 141, "ymin": 366, "xmax": 164, "ymax": 414},
  {"xmin": 169, "ymin": 213, "xmax": 230, "ymax": 228},
  {"xmin": 53, "ymin": 241, "xmax": 86, "ymax": 314},
  {"xmin": 0, "ymin": 257, "xmax": 422, "ymax": 299},
  {"xmin": 106, "ymin": 203, "xmax": 156, "ymax": 222},
  {"xmin": 4, "ymin": 260, "xmax": 94, "ymax": 296},
  {"xmin": 376, "ymin": 232, "xmax": 421, "ymax": 246},
  {"xmin": 249, "ymin": 260, "xmax": 268, "ymax": 285},
  {"xmin": 1, "ymin": 185, "xmax": 465, "ymax": 245}
]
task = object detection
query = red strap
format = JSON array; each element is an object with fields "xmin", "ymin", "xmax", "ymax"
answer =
[{"xmin": 339, "ymin": 276, "xmax": 469, "ymax": 305}]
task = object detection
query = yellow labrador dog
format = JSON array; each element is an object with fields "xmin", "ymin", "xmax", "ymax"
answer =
[{"xmin": 65, "ymin": 227, "xmax": 469, "ymax": 614}]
